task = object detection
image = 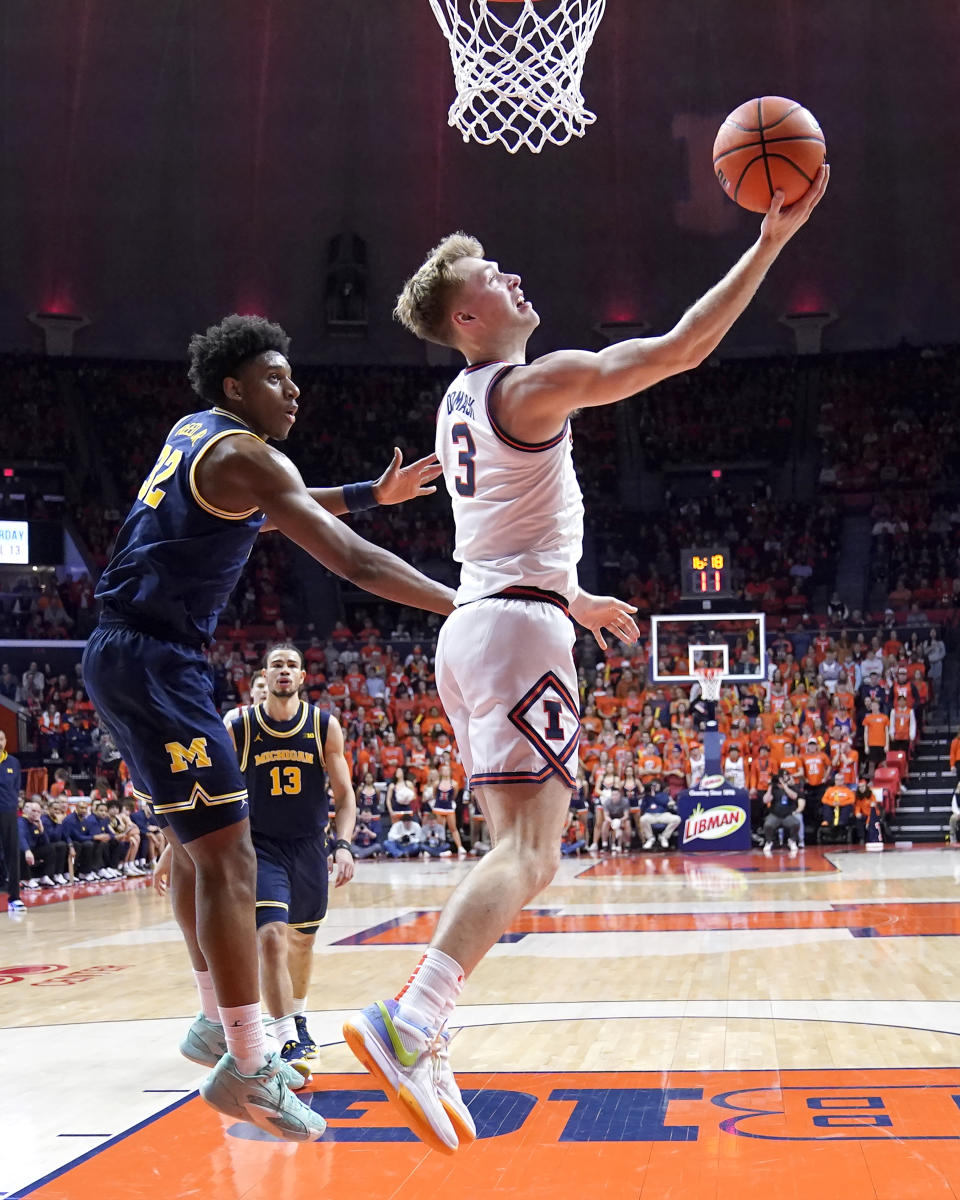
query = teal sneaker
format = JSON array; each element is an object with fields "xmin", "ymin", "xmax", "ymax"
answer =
[
  {"xmin": 342, "ymin": 999, "xmax": 459, "ymax": 1154},
  {"xmin": 199, "ymin": 1052, "xmax": 327, "ymax": 1142},
  {"xmin": 179, "ymin": 1014, "xmax": 226, "ymax": 1067},
  {"xmin": 180, "ymin": 1015, "xmax": 307, "ymax": 1090}
]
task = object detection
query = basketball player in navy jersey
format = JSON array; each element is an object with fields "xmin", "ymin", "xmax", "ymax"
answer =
[
  {"xmin": 226, "ymin": 643, "xmax": 354, "ymax": 1073},
  {"xmin": 344, "ymin": 168, "xmax": 830, "ymax": 1152},
  {"xmin": 82, "ymin": 314, "xmax": 454, "ymax": 1140}
]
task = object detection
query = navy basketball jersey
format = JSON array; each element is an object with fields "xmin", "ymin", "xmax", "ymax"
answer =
[
  {"xmin": 95, "ymin": 407, "xmax": 266, "ymax": 645},
  {"xmin": 228, "ymin": 701, "xmax": 330, "ymax": 839}
]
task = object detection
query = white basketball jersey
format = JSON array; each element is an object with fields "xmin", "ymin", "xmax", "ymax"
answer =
[{"xmin": 436, "ymin": 361, "xmax": 584, "ymax": 606}]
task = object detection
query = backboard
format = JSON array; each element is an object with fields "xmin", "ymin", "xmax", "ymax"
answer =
[{"xmin": 650, "ymin": 612, "xmax": 766, "ymax": 684}]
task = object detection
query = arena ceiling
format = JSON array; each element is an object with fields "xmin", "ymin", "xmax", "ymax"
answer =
[{"xmin": 1, "ymin": 0, "xmax": 958, "ymax": 363}]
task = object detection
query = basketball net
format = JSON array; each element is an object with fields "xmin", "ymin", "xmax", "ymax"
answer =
[
  {"xmin": 694, "ymin": 666, "xmax": 725, "ymax": 704},
  {"xmin": 427, "ymin": 0, "xmax": 607, "ymax": 154}
]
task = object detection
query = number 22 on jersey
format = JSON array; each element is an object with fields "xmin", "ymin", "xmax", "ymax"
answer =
[{"xmin": 138, "ymin": 444, "xmax": 183, "ymax": 509}]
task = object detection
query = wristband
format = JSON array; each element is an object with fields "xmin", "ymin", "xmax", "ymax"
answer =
[
  {"xmin": 342, "ymin": 481, "xmax": 378, "ymax": 513},
  {"xmin": 334, "ymin": 838, "xmax": 355, "ymax": 857}
]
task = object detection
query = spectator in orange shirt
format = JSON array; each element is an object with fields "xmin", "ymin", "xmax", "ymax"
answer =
[
  {"xmin": 819, "ymin": 782, "xmax": 856, "ymax": 840},
  {"xmin": 889, "ymin": 695, "xmax": 916, "ymax": 756},
  {"xmin": 862, "ymin": 699, "xmax": 890, "ymax": 778},
  {"xmin": 380, "ymin": 730, "xmax": 406, "ymax": 778},
  {"xmin": 581, "ymin": 705, "xmax": 602, "ymax": 739},
  {"xmin": 832, "ymin": 737, "xmax": 859, "ymax": 787},
  {"xmin": 637, "ymin": 741, "xmax": 663, "ymax": 788},
  {"xmin": 800, "ymin": 737, "xmax": 832, "ymax": 826},
  {"xmin": 748, "ymin": 744, "xmax": 775, "ymax": 798},
  {"xmin": 949, "ymin": 729, "xmax": 960, "ymax": 782},
  {"xmin": 852, "ymin": 778, "xmax": 885, "ymax": 844}
]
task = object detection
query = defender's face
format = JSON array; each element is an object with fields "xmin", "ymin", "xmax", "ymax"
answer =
[
  {"xmin": 229, "ymin": 351, "xmax": 300, "ymax": 441},
  {"xmin": 265, "ymin": 651, "xmax": 305, "ymax": 699},
  {"xmin": 250, "ymin": 676, "xmax": 269, "ymax": 705},
  {"xmin": 452, "ymin": 257, "xmax": 539, "ymax": 338}
]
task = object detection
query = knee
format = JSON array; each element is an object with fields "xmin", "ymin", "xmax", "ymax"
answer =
[
  {"xmin": 516, "ymin": 840, "xmax": 561, "ymax": 893},
  {"xmin": 257, "ymin": 921, "xmax": 287, "ymax": 961}
]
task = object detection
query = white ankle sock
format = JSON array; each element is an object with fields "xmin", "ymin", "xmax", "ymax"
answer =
[
  {"xmin": 292, "ymin": 996, "xmax": 307, "ymax": 1015},
  {"xmin": 272, "ymin": 1014, "xmax": 298, "ymax": 1045},
  {"xmin": 395, "ymin": 947, "xmax": 465, "ymax": 1033},
  {"xmin": 219, "ymin": 1003, "xmax": 269, "ymax": 1074},
  {"xmin": 193, "ymin": 970, "xmax": 220, "ymax": 1024}
]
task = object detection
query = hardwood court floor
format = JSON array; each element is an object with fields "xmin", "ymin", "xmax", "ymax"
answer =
[{"xmin": 4, "ymin": 845, "xmax": 960, "ymax": 1199}]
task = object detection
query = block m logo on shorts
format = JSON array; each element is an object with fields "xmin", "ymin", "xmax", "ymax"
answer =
[{"xmin": 165, "ymin": 737, "xmax": 213, "ymax": 773}]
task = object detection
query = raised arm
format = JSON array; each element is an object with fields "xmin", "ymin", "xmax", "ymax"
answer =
[
  {"xmin": 196, "ymin": 436, "xmax": 455, "ymax": 616},
  {"xmin": 495, "ymin": 165, "xmax": 829, "ymax": 444}
]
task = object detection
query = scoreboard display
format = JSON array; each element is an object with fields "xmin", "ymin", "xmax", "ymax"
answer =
[{"xmin": 680, "ymin": 547, "xmax": 733, "ymax": 598}]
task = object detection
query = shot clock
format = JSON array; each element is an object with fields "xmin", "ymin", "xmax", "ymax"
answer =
[{"xmin": 680, "ymin": 548, "xmax": 733, "ymax": 598}]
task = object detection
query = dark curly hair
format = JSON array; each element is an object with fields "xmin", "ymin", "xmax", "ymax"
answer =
[{"xmin": 187, "ymin": 314, "xmax": 291, "ymax": 404}]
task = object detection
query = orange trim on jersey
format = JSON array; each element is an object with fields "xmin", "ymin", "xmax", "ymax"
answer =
[{"xmin": 485, "ymin": 364, "xmax": 570, "ymax": 452}]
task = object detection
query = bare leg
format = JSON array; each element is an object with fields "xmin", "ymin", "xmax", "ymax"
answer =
[
  {"xmin": 180, "ymin": 819, "xmax": 259, "ymax": 1007},
  {"xmin": 442, "ymin": 810, "xmax": 464, "ymax": 852},
  {"xmin": 258, "ymin": 920, "xmax": 294, "ymax": 1019},
  {"xmin": 430, "ymin": 776, "xmax": 570, "ymax": 976},
  {"xmin": 286, "ymin": 928, "xmax": 316, "ymax": 1003},
  {"xmin": 166, "ymin": 829, "xmax": 208, "ymax": 973}
]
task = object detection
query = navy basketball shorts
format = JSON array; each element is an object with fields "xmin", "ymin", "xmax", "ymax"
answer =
[
  {"xmin": 82, "ymin": 622, "xmax": 248, "ymax": 844},
  {"xmin": 253, "ymin": 832, "xmax": 329, "ymax": 936}
]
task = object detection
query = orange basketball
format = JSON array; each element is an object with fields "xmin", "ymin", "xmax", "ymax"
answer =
[{"xmin": 713, "ymin": 96, "xmax": 825, "ymax": 213}]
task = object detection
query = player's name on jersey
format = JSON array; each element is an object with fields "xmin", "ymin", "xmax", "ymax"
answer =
[
  {"xmin": 252, "ymin": 748, "xmax": 316, "ymax": 767},
  {"xmin": 445, "ymin": 389, "xmax": 475, "ymax": 418}
]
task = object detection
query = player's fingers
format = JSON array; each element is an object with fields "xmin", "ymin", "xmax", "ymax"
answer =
[
  {"xmin": 593, "ymin": 628, "xmax": 607, "ymax": 651},
  {"xmin": 410, "ymin": 452, "xmax": 440, "ymax": 471},
  {"xmin": 768, "ymin": 189, "xmax": 785, "ymax": 217},
  {"xmin": 418, "ymin": 485, "xmax": 438, "ymax": 496},
  {"xmin": 420, "ymin": 463, "xmax": 444, "ymax": 481}
]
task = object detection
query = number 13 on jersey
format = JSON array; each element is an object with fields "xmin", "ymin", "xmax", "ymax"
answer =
[{"xmin": 451, "ymin": 423, "xmax": 477, "ymax": 497}]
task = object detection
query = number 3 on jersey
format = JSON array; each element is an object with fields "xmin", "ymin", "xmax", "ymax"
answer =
[
  {"xmin": 451, "ymin": 423, "xmax": 477, "ymax": 497},
  {"xmin": 138, "ymin": 444, "xmax": 183, "ymax": 509}
]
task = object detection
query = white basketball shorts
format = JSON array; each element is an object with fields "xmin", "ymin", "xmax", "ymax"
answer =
[{"xmin": 435, "ymin": 594, "xmax": 581, "ymax": 789}]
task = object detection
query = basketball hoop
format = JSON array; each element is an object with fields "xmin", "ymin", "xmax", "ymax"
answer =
[
  {"xmin": 694, "ymin": 666, "xmax": 725, "ymax": 703},
  {"xmin": 427, "ymin": 0, "xmax": 607, "ymax": 154}
]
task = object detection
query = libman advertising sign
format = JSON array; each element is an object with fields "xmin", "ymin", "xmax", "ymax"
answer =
[
  {"xmin": 677, "ymin": 779, "xmax": 752, "ymax": 851},
  {"xmin": 683, "ymin": 802, "xmax": 746, "ymax": 842}
]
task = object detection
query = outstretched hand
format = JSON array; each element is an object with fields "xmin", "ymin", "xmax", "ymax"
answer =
[
  {"xmin": 569, "ymin": 589, "xmax": 640, "ymax": 651},
  {"xmin": 760, "ymin": 162, "xmax": 830, "ymax": 246},
  {"xmin": 372, "ymin": 447, "xmax": 443, "ymax": 506}
]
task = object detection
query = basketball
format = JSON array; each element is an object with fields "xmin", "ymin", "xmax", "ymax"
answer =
[{"xmin": 713, "ymin": 96, "xmax": 826, "ymax": 213}]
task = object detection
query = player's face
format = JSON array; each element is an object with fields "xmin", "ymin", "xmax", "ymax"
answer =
[
  {"xmin": 265, "ymin": 651, "xmax": 305, "ymax": 698},
  {"xmin": 228, "ymin": 351, "xmax": 300, "ymax": 441},
  {"xmin": 452, "ymin": 257, "xmax": 540, "ymax": 338},
  {"xmin": 250, "ymin": 676, "xmax": 269, "ymax": 704}
]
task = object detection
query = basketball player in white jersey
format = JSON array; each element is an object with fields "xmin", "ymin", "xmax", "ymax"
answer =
[{"xmin": 344, "ymin": 164, "xmax": 829, "ymax": 1153}]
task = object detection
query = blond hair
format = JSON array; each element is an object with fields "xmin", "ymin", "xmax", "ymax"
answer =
[{"xmin": 394, "ymin": 232, "xmax": 484, "ymax": 346}]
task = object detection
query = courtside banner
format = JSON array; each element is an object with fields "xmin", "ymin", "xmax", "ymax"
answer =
[{"xmin": 676, "ymin": 782, "xmax": 751, "ymax": 852}]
